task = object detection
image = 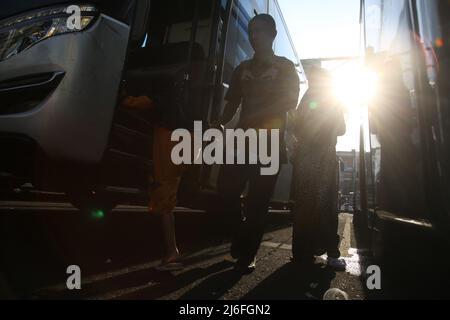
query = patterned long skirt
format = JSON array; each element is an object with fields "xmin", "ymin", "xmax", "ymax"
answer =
[{"xmin": 292, "ymin": 146, "xmax": 340, "ymax": 259}]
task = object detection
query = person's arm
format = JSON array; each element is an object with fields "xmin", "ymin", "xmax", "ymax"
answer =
[
  {"xmin": 211, "ymin": 65, "xmax": 243, "ymax": 128},
  {"xmin": 272, "ymin": 60, "xmax": 300, "ymax": 114},
  {"xmin": 334, "ymin": 104, "xmax": 347, "ymax": 137},
  {"xmin": 220, "ymin": 100, "xmax": 241, "ymax": 125},
  {"xmin": 317, "ymin": 102, "xmax": 347, "ymax": 144}
]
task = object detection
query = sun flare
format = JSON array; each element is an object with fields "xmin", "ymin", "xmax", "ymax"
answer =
[
  {"xmin": 322, "ymin": 61, "xmax": 378, "ymax": 151},
  {"xmin": 332, "ymin": 62, "xmax": 378, "ymax": 112}
]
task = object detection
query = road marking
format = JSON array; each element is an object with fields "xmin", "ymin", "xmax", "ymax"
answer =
[
  {"xmin": 280, "ymin": 244, "xmax": 292, "ymax": 250},
  {"xmin": 261, "ymin": 241, "xmax": 280, "ymax": 249},
  {"xmin": 340, "ymin": 214, "xmax": 353, "ymax": 258},
  {"xmin": 261, "ymin": 241, "xmax": 292, "ymax": 251}
]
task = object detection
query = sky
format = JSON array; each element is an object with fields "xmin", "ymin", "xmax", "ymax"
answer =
[
  {"xmin": 278, "ymin": 0, "xmax": 363, "ymax": 151},
  {"xmin": 278, "ymin": 0, "xmax": 362, "ymax": 60}
]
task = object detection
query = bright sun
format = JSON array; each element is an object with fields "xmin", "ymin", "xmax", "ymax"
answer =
[
  {"xmin": 332, "ymin": 62, "xmax": 378, "ymax": 112},
  {"xmin": 322, "ymin": 61, "xmax": 378, "ymax": 151}
]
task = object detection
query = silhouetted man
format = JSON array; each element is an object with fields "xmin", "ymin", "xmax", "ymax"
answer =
[{"xmin": 214, "ymin": 14, "xmax": 300, "ymax": 273}]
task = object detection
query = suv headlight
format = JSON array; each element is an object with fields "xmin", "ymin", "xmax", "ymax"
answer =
[{"xmin": 0, "ymin": 4, "xmax": 98, "ymax": 62}]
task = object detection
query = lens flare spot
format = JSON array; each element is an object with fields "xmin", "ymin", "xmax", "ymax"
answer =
[
  {"xmin": 91, "ymin": 210, "xmax": 105, "ymax": 219},
  {"xmin": 309, "ymin": 101, "xmax": 319, "ymax": 110}
]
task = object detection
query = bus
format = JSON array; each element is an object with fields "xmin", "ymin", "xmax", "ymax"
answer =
[
  {"xmin": 359, "ymin": 0, "xmax": 450, "ymax": 261},
  {"xmin": 0, "ymin": 0, "xmax": 307, "ymax": 212}
]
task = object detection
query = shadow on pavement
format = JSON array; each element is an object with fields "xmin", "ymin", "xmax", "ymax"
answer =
[
  {"xmin": 178, "ymin": 268, "xmax": 243, "ymax": 300},
  {"xmin": 241, "ymin": 262, "xmax": 336, "ymax": 300},
  {"xmin": 116, "ymin": 260, "xmax": 235, "ymax": 300},
  {"xmin": 35, "ymin": 251, "xmax": 236, "ymax": 300}
]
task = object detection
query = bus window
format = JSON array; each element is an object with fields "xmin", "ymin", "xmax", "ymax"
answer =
[
  {"xmin": 415, "ymin": 0, "xmax": 450, "ymax": 221},
  {"xmin": 242, "ymin": 0, "xmax": 268, "ymax": 16},
  {"xmin": 364, "ymin": 0, "xmax": 427, "ymax": 217},
  {"xmin": 269, "ymin": 0, "xmax": 299, "ymax": 65},
  {"xmin": 436, "ymin": 0, "xmax": 450, "ymax": 220},
  {"xmin": 434, "ymin": 1, "xmax": 450, "ymax": 150},
  {"xmin": 365, "ymin": 0, "xmax": 413, "ymax": 59},
  {"xmin": 222, "ymin": 0, "xmax": 256, "ymax": 83},
  {"xmin": 416, "ymin": 0, "xmax": 441, "ymax": 86},
  {"xmin": 222, "ymin": 0, "xmax": 299, "ymax": 83},
  {"xmin": 416, "ymin": 0, "xmax": 442, "ymax": 56}
]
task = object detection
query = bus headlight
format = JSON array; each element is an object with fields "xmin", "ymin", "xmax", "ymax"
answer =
[{"xmin": 0, "ymin": 4, "xmax": 98, "ymax": 62}]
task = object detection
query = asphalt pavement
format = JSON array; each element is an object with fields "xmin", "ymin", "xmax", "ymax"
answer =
[{"xmin": 0, "ymin": 201, "xmax": 372, "ymax": 300}]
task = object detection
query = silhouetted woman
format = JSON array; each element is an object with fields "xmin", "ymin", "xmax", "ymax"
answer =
[{"xmin": 291, "ymin": 66, "xmax": 346, "ymax": 268}]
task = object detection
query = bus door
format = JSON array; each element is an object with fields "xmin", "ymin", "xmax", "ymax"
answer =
[
  {"xmin": 362, "ymin": 0, "xmax": 430, "ymax": 220},
  {"xmin": 412, "ymin": 0, "xmax": 450, "ymax": 227},
  {"xmin": 109, "ymin": 0, "xmax": 217, "ymax": 193}
]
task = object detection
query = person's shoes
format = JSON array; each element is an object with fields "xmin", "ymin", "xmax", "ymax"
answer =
[
  {"xmin": 234, "ymin": 257, "xmax": 256, "ymax": 275},
  {"xmin": 291, "ymin": 256, "xmax": 326, "ymax": 272},
  {"xmin": 327, "ymin": 249, "xmax": 342, "ymax": 260},
  {"xmin": 291, "ymin": 255, "xmax": 328, "ymax": 267},
  {"xmin": 314, "ymin": 248, "xmax": 327, "ymax": 257},
  {"xmin": 327, "ymin": 257, "xmax": 347, "ymax": 271}
]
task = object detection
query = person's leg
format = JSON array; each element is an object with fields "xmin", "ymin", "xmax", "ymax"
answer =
[
  {"xmin": 156, "ymin": 178, "xmax": 182, "ymax": 263},
  {"xmin": 150, "ymin": 126, "xmax": 184, "ymax": 265},
  {"xmin": 325, "ymin": 210, "xmax": 341, "ymax": 259},
  {"xmin": 217, "ymin": 164, "xmax": 250, "ymax": 259},
  {"xmin": 292, "ymin": 154, "xmax": 322, "ymax": 263},
  {"xmin": 324, "ymin": 162, "xmax": 341, "ymax": 259},
  {"xmin": 236, "ymin": 165, "xmax": 279, "ymax": 266},
  {"xmin": 318, "ymin": 156, "xmax": 346, "ymax": 270},
  {"xmin": 161, "ymin": 212, "xmax": 179, "ymax": 262},
  {"xmin": 292, "ymin": 209, "xmax": 314, "ymax": 260}
]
